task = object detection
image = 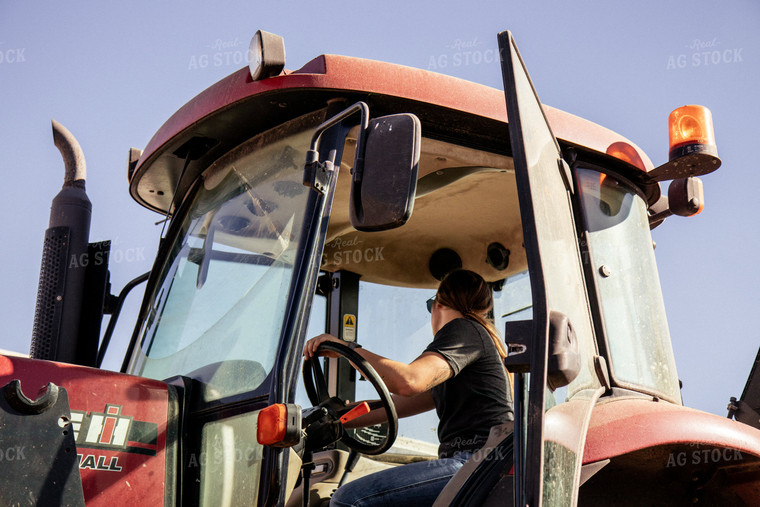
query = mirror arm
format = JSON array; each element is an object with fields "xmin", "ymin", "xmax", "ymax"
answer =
[
  {"xmin": 303, "ymin": 102, "xmax": 369, "ymax": 194},
  {"xmin": 303, "ymin": 154, "xmax": 334, "ymax": 195},
  {"xmin": 96, "ymin": 271, "xmax": 150, "ymax": 368}
]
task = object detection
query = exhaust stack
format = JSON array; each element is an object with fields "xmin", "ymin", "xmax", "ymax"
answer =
[{"xmin": 29, "ymin": 120, "xmax": 108, "ymax": 366}]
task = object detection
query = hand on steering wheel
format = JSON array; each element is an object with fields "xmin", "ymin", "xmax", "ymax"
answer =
[{"xmin": 302, "ymin": 341, "xmax": 398, "ymax": 455}]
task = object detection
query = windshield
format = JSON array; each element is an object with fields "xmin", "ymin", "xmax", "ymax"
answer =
[
  {"xmin": 128, "ymin": 117, "xmax": 317, "ymax": 401},
  {"xmin": 576, "ymin": 167, "xmax": 680, "ymax": 402}
]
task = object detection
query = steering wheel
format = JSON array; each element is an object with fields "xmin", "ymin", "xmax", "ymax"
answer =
[{"xmin": 302, "ymin": 341, "xmax": 398, "ymax": 455}]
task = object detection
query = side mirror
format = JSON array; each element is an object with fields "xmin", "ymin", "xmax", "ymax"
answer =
[
  {"xmin": 648, "ymin": 176, "xmax": 705, "ymax": 228},
  {"xmin": 668, "ymin": 176, "xmax": 704, "ymax": 217},
  {"xmin": 502, "ymin": 311, "xmax": 581, "ymax": 390},
  {"xmin": 349, "ymin": 114, "xmax": 421, "ymax": 232},
  {"xmin": 546, "ymin": 311, "xmax": 581, "ymax": 391}
]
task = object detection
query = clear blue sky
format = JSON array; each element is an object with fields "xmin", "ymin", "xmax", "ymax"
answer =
[{"xmin": 1, "ymin": 0, "xmax": 758, "ymax": 416}]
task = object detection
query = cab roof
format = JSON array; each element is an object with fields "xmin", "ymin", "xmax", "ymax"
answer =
[{"xmin": 130, "ymin": 54, "xmax": 654, "ymax": 216}]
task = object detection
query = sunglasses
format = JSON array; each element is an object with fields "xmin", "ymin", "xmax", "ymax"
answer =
[{"xmin": 426, "ymin": 296, "xmax": 436, "ymax": 313}]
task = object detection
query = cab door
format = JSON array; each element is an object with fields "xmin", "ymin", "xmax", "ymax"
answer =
[{"xmin": 499, "ymin": 31, "xmax": 604, "ymax": 506}]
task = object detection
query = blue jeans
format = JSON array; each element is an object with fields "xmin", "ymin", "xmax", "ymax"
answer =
[{"xmin": 330, "ymin": 452, "xmax": 472, "ymax": 507}]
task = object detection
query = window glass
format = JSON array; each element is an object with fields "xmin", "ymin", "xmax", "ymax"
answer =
[
  {"xmin": 129, "ymin": 119, "xmax": 316, "ymax": 401},
  {"xmin": 199, "ymin": 410, "xmax": 263, "ymax": 506},
  {"xmin": 577, "ymin": 167, "xmax": 680, "ymax": 402},
  {"xmin": 495, "ymin": 270, "xmax": 532, "ymax": 322},
  {"xmin": 355, "ymin": 282, "xmax": 439, "ymax": 455},
  {"xmin": 294, "ymin": 294, "xmax": 326, "ymax": 407}
]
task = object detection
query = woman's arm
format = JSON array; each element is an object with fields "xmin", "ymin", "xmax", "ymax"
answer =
[
  {"xmin": 355, "ymin": 347, "xmax": 453, "ymax": 397},
  {"xmin": 344, "ymin": 391, "xmax": 436, "ymax": 429},
  {"xmin": 304, "ymin": 334, "xmax": 453, "ymax": 397}
]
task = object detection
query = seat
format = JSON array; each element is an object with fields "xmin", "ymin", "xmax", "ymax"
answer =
[{"xmin": 433, "ymin": 421, "xmax": 515, "ymax": 506}]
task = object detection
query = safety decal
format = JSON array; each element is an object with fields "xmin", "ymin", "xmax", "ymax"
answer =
[{"xmin": 343, "ymin": 314, "xmax": 357, "ymax": 342}]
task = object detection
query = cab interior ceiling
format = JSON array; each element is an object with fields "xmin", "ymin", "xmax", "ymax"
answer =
[{"xmin": 323, "ymin": 133, "xmax": 522, "ymax": 289}]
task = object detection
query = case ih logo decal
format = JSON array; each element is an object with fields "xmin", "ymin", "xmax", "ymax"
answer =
[
  {"xmin": 70, "ymin": 404, "xmax": 158, "ymax": 456},
  {"xmin": 77, "ymin": 454, "xmax": 123, "ymax": 472}
]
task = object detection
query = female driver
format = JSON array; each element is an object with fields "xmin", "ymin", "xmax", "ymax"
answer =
[{"xmin": 303, "ymin": 269, "xmax": 513, "ymax": 506}]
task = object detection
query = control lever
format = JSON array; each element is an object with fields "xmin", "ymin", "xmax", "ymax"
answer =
[
  {"xmin": 338, "ymin": 449, "xmax": 361, "ymax": 488},
  {"xmin": 336, "ymin": 402, "xmax": 369, "ymax": 487},
  {"xmin": 340, "ymin": 401, "xmax": 371, "ymax": 424}
]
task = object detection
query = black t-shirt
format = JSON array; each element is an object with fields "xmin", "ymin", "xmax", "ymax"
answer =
[{"xmin": 424, "ymin": 318, "xmax": 513, "ymax": 458}]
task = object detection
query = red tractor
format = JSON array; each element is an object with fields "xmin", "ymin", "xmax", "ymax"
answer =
[{"xmin": 2, "ymin": 30, "xmax": 759, "ymax": 506}]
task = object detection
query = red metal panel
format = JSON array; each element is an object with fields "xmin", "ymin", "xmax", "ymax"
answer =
[
  {"xmin": 584, "ymin": 398, "xmax": 760, "ymax": 464},
  {"xmin": 0, "ymin": 355, "xmax": 169, "ymax": 506},
  {"xmin": 132, "ymin": 55, "xmax": 653, "ymax": 201}
]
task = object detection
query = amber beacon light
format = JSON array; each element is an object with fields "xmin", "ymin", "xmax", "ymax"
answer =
[
  {"xmin": 648, "ymin": 104, "xmax": 720, "ymax": 181},
  {"xmin": 668, "ymin": 105, "xmax": 717, "ymax": 160}
]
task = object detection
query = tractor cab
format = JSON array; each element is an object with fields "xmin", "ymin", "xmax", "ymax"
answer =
[
  {"xmin": 8, "ymin": 29, "xmax": 760, "ymax": 506},
  {"xmin": 120, "ymin": 30, "xmax": 753, "ymax": 506}
]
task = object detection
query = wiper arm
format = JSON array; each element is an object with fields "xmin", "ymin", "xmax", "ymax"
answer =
[
  {"xmin": 196, "ymin": 223, "xmax": 215, "ymax": 289},
  {"xmin": 193, "ymin": 210, "xmax": 217, "ymax": 290}
]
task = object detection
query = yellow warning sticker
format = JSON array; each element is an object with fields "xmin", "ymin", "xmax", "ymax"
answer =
[{"xmin": 343, "ymin": 314, "xmax": 356, "ymax": 342}]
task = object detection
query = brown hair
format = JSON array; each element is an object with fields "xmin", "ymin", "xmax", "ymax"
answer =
[{"xmin": 435, "ymin": 269, "xmax": 508, "ymax": 361}]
